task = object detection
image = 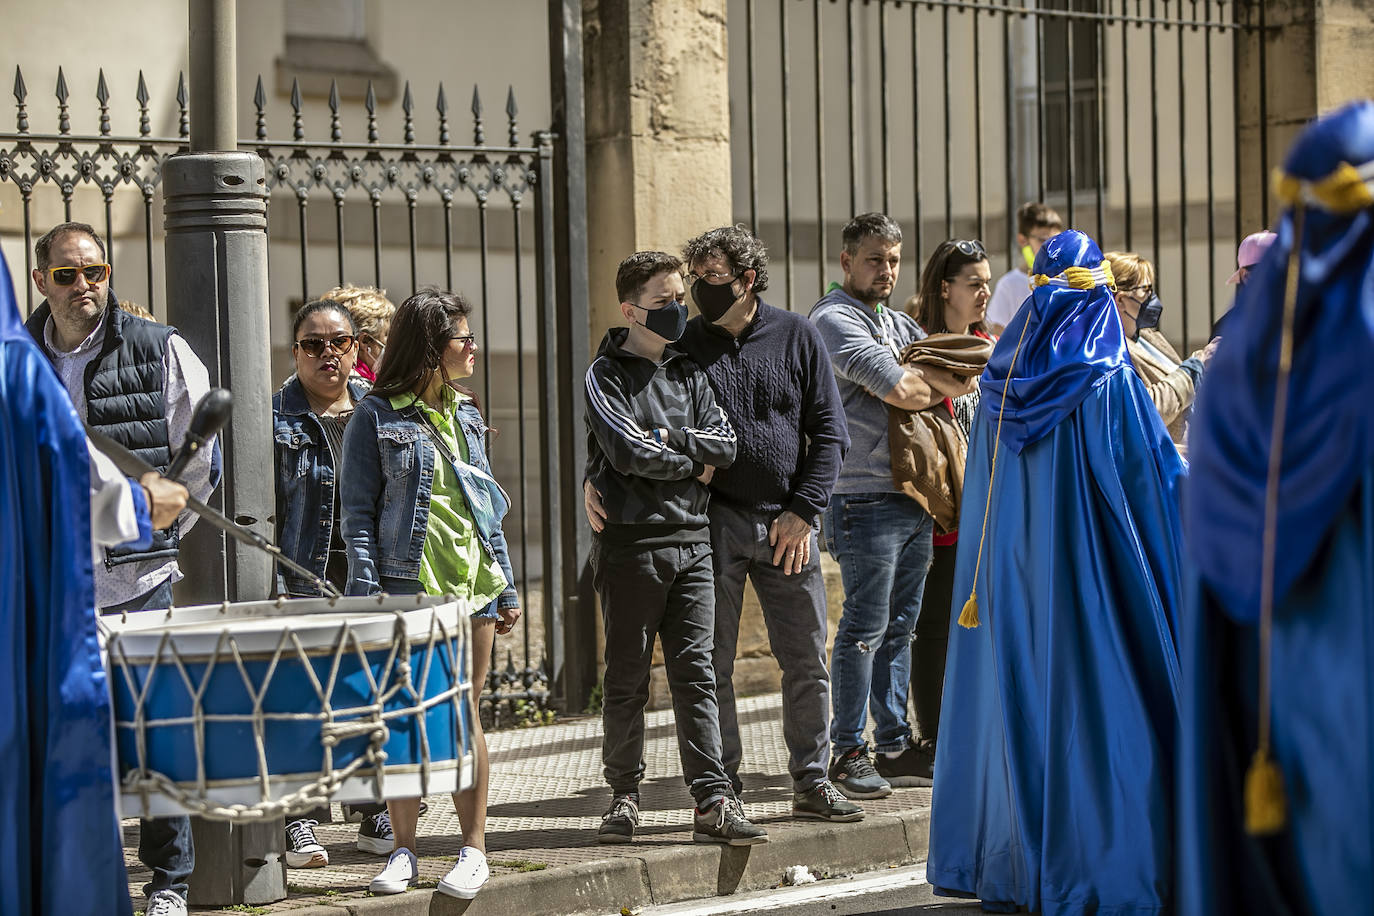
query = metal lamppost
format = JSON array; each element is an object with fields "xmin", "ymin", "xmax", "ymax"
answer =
[{"xmin": 162, "ymin": 0, "xmax": 283, "ymax": 904}]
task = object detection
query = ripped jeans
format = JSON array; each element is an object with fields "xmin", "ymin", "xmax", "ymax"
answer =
[{"xmin": 822, "ymin": 491, "xmax": 933, "ymax": 754}]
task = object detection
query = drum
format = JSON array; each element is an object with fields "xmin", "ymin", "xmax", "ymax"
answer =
[{"xmin": 102, "ymin": 594, "xmax": 474, "ymax": 821}]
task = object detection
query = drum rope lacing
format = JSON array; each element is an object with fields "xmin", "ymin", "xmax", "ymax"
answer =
[{"xmin": 108, "ymin": 597, "xmax": 473, "ymax": 822}]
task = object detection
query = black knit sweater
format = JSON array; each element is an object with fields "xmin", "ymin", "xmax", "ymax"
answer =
[{"xmin": 679, "ymin": 300, "xmax": 849, "ymax": 523}]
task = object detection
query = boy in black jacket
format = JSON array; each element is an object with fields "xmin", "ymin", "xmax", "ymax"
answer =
[{"xmin": 584, "ymin": 251, "xmax": 766, "ymax": 847}]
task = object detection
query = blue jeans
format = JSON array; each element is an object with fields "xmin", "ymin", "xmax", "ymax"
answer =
[
  {"xmin": 101, "ymin": 579, "xmax": 194, "ymax": 900},
  {"xmin": 822, "ymin": 492, "xmax": 933, "ymax": 754}
]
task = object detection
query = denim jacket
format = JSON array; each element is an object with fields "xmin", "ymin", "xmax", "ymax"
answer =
[
  {"xmin": 272, "ymin": 376, "xmax": 371, "ymax": 596},
  {"xmin": 340, "ymin": 392, "xmax": 518, "ymax": 609}
]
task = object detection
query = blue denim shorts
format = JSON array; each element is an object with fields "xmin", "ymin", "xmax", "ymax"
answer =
[{"xmin": 378, "ymin": 576, "xmax": 501, "ymax": 620}]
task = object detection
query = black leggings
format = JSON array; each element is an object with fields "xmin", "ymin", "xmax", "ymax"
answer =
[{"xmin": 911, "ymin": 542, "xmax": 957, "ymax": 746}]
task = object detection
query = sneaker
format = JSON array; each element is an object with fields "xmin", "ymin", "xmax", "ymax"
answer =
[
  {"xmin": 345, "ymin": 801, "xmax": 426, "ymax": 822},
  {"xmin": 284, "ymin": 818, "xmax": 329, "ymax": 868},
  {"xmin": 597, "ymin": 792, "xmax": 640, "ymax": 844},
  {"xmin": 368, "ymin": 847, "xmax": 418, "ymax": 895},
  {"xmin": 357, "ymin": 809, "xmax": 394, "ymax": 855},
  {"xmin": 144, "ymin": 890, "xmax": 188, "ymax": 916},
  {"xmin": 792, "ymin": 779, "xmax": 865, "ymax": 822},
  {"xmin": 828, "ymin": 746, "xmax": 892, "ymax": 799},
  {"xmin": 437, "ymin": 845, "xmax": 490, "ymax": 899},
  {"xmin": 875, "ymin": 742, "xmax": 935, "ymax": 788},
  {"xmin": 692, "ymin": 796, "xmax": 768, "ymax": 846}
]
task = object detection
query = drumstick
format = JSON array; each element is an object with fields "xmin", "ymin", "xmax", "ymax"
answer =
[{"xmin": 84, "ymin": 426, "xmax": 343, "ymax": 599}]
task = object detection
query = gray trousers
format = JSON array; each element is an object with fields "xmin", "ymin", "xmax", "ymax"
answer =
[
  {"xmin": 592, "ymin": 538, "xmax": 732, "ymax": 808},
  {"xmin": 709, "ymin": 502, "xmax": 831, "ymax": 793}
]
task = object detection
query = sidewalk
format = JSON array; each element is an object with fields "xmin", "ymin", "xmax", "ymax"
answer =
[{"xmin": 125, "ymin": 693, "xmax": 933, "ymax": 915}]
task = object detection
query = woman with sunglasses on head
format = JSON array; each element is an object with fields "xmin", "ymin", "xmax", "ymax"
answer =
[
  {"xmin": 341, "ymin": 287, "xmax": 520, "ymax": 901},
  {"xmin": 272, "ymin": 300, "xmax": 394, "ymax": 869},
  {"xmin": 1102, "ymin": 251, "xmax": 1217, "ymax": 456},
  {"xmin": 903, "ymin": 239, "xmax": 993, "ymax": 766}
]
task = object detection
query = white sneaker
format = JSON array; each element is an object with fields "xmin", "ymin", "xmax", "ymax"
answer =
[
  {"xmin": 437, "ymin": 845, "xmax": 489, "ymax": 899},
  {"xmin": 284, "ymin": 817, "xmax": 329, "ymax": 868},
  {"xmin": 368, "ymin": 847, "xmax": 419, "ymax": 895},
  {"xmin": 144, "ymin": 889, "xmax": 188, "ymax": 916}
]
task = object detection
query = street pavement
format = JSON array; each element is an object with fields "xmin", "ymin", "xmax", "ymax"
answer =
[{"xmin": 125, "ymin": 693, "xmax": 934, "ymax": 915}]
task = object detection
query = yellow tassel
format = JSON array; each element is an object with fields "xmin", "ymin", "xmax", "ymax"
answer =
[
  {"xmin": 1244, "ymin": 749, "xmax": 1287, "ymax": 836},
  {"xmin": 958, "ymin": 591, "xmax": 980, "ymax": 629}
]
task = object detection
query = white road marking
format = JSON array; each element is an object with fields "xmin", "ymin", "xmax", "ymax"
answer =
[{"xmin": 602, "ymin": 863, "xmax": 930, "ymax": 916}]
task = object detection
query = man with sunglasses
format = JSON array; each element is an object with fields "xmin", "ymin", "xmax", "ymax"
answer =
[{"xmin": 25, "ymin": 221, "xmax": 218, "ymax": 916}]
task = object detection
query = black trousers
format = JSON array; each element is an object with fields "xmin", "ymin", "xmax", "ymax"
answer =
[
  {"xmin": 911, "ymin": 542, "xmax": 957, "ymax": 745},
  {"xmin": 592, "ymin": 538, "xmax": 732, "ymax": 808}
]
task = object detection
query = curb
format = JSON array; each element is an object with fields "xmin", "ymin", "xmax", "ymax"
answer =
[{"xmin": 305, "ymin": 806, "xmax": 930, "ymax": 916}]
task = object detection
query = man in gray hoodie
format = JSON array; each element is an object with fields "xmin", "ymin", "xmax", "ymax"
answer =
[{"xmin": 809, "ymin": 213, "xmax": 975, "ymax": 798}]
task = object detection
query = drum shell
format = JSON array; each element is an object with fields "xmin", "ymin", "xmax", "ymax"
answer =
[{"xmin": 104, "ymin": 596, "xmax": 474, "ymax": 820}]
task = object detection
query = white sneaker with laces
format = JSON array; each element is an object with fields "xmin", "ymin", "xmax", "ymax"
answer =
[
  {"xmin": 284, "ymin": 817, "xmax": 329, "ymax": 868},
  {"xmin": 144, "ymin": 889, "xmax": 188, "ymax": 916},
  {"xmin": 437, "ymin": 845, "xmax": 490, "ymax": 899},
  {"xmin": 369, "ymin": 847, "xmax": 419, "ymax": 895}
]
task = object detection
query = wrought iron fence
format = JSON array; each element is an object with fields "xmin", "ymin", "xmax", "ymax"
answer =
[
  {"xmin": 0, "ymin": 63, "xmax": 556, "ymax": 728},
  {"xmin": 729, "ymin": 0, "xmax": 1267, "ymax": 353}
]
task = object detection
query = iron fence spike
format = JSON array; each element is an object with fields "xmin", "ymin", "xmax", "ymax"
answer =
[
  {"xmin": 12, "ymin": 65, "xmax": 24, "ymax": 103},
  {"xmin": 290, "ymin": 78, "xmax": 301, "ymax": 112},
  {"xmin": 135, "ymin": 71, "xmax": 148, "ymax": 106},
  {"xmin": 470, "ymin": 84, "xmax": 482, "ymax": 117},
  {"xmin": 176, "ymin": 71, "xmax": 188, "ymax": 139},
  {"xmin": 328, "ymin": 79, "xmax": 339, "ymax": 112},
  {"xmin": 96, "ymin": 69, "xmax": 109, "ymax": 105},
  {"xmin": 402, "ymin": 80, "xmax": 413, "ymax": 114},
  {"xmin": 176, "ymin": 71, "xmax": 186, "ymax": 107},
  {"xmin": 365, "ymin": 80, "xmax": 376, "ymax": 113},
  {"xmin": 253, "ymin": 75, "xmax": 266, "ymax": 109},
  {"xmin": 56, "ymin": 67, "xmax": 69, "ymax": 135},
  {"xmin": 55, "ymin": 66, "xmax": 68, "ymax": 103},
  {"xmin": 507, "ymin": 85, "xmax": 518, "ymax": 146},
  {"xmin": 435, "ymin": 82, "xmax": 448, "ymax": 114}
]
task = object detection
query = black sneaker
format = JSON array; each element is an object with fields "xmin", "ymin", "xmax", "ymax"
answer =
[
  {"xmin": 692, "ymin": 796, "xmax": 768, "ymax": 846},
  {"xmin": 284, "ymin": 818, "xmax": 328, "ymax": 868},
  {"xmin": 792, "ymin": 779, "xmax": 864, "ymax": 822},
  {"xmin": 598, "ymin": 792, "xmax": 640, "ymax": 844},
  {"xmin": 828, "ymin": 746, "xmax": 892, "ymax": 799},
  {"xmin": 357, "ymin": 809, "xmax": 394, "ymax": 855},
  {"xmin": 874, "ymin": 742, "xmax": 935, "ymax": 788}
]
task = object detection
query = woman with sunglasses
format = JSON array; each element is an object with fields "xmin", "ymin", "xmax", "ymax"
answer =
[
  {"xmin": 903, "ymin": 239, "xmax": 993, "ymax": 766},
  {"xmin": 1103, "ymin": 251, "xmax": 1217, "ymax": 455},
  {"xmin": 272, "ymin": 300, "xmax": 387, "ymax": 868},
  {"xmin": 341, "ymin": 287, "xmax": 520, "ymax": 901}
]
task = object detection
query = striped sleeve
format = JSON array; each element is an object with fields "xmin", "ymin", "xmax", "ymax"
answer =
[
  {"xmin": 584, "ymin": 358, "xmax": 698, "ymax": 481},
  {"xmin": 667, "ymin": 371, "xmax": 738, "ymax": 469}
]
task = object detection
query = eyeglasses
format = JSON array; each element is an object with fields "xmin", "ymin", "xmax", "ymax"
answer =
[
  {"xmin": 47, "ymin": 263, "xmax": 111, "ymax": 286},
  {"xmin": 686, "ymin": 269, "xmax": 737, "ymax": 285},
  {"xmin": 450, "ymin": 334, "xmax": 477, "ymax": 348},
  {"xmin": 952, "ymin": 240, "xmax": 987, "ymax": 258},
  {"xmin": 294, "ymin": 335, "xmax": 358, "ymax": 357},
  {"xmin": 1120, "ymin": 284, "xmax": 1154, "ymax": 300}
]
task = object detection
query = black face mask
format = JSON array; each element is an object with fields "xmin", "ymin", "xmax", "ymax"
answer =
[
  {"xmin": 1132, "ymin": 294, "xmax": 1164, "ymax": 339},
  {"xmin": 692, "ymin": 276, "xmax": 740, "ymax": 324},
  {"xmin": 635, "ymin": 299, "xmax": 688, "ymax": 342}
]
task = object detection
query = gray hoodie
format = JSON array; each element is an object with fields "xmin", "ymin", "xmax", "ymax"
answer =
[{"xmin": 809, "ymin": 286, "xmax": 925, "ymax": 494}]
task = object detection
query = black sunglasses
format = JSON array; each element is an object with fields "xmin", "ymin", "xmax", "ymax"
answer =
[
  {"xmin": 295, "ymin": 335, "xmax": 357, "ymax": 357},
  {"xmin": 48, "ymin": 263, "xmax": 111, "ymax": 286}
]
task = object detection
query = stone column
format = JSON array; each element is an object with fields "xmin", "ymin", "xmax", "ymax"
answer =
[
  {"xmin": 583, "ymin": 0, "xmax": 733, "ymax": 331},
  {"xmin": 1235, "ymin": 0, "xmax": 1374, "ymax": 231}
]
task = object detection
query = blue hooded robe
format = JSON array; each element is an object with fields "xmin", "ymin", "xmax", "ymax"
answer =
[
  {"xmin": 1178, "ymin": 99, "xmax": 1374, "ymax": 916},
  {"xmin": 928, "ymin": 230, "xmax": 1187, "ymax": 914},
  {"xmin": 0, "ymin": 248, "xmax": 133, "ymax": 915}
]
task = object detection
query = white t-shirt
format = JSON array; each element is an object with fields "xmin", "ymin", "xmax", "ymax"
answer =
[{"xmin": 987, "ymin": 267, "xmax": 1031, "ymax": 330}]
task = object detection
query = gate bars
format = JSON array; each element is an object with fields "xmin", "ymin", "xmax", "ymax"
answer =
[{"xmin": 731, "ymin": 0, "xmax": 1265, "ymax": 352}]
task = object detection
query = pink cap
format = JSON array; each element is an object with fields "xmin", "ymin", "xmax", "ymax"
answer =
[{"xmin": 1227, "ymin": 231, "xmax": 1277, "ymax": 284}]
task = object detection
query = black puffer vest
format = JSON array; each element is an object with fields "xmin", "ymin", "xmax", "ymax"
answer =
[{"xmin": 27, "ymin": 294, "xmax": 180, "ymax": 567}]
